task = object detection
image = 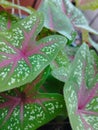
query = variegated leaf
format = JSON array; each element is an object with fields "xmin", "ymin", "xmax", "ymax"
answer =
[
  {"xmin": 0, "ymin": 67, "xmax": 66, "ymax": 130},
  {"xmin": 64, "ymin": 43, "xmax": 98, "ymax": 130},
  {"xmin": 0, "ymin": 10, "xmax": 67, "ymax": 92}
]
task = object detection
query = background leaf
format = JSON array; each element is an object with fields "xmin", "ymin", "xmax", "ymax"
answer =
[
  {"xmin": 76, "ymin": 0, "xmax": 98, "ymax": 10},
  {"xmin": 39, "ymin": 0, "xmax": 74, "ymax": 40}
]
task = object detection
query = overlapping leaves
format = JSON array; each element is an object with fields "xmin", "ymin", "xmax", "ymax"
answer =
[
  {"xmin": 0, "ymin": 66, "xmax": 66, "ymax": 130},
  {"xmin": 0, "ymin": 10, "xmax": 67, "ymax": 92},
  {"xmin": 64, "ymin": 44, "xmax": 98, "ymax": 130},
  {"xmin": 39, "ymin": 0, "xmax": 98, "ymax": 41}
]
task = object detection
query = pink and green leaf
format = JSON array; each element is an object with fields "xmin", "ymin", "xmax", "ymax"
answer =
[
  {"xmin": 0, "ymin": 67, "xmax": 66, "ymax": 130},
  {"xmin": 0, "ymin": 10, "xmax": 67, "ymax": 92},
  {"xmin": 64, "ymin": 43, "xmax": 98, "ymax": 130}
]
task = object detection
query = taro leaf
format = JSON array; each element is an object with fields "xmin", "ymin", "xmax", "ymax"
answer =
[
  {"xmin": 64, "ymin": 43, "xmax": 98, "ymax": 130},
  {"xmin": 76, "ymin": 0, "xmax": 98, "ymax": 10},
  {"xmin": 38, "ymin": 0, "xmax": 74, "ymax": 40},
  {"xmin": 0, "ymin": 67, "xmax": 66, "ymax": 130},
  {"xmin": 0, "ymin": 11, "xmax": 19, "ymax": 31},
  {"xmin": 0, "ymin": 10, "xmax": 67, "ymax": 92}
]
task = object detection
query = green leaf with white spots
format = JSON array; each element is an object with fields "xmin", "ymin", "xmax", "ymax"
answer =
[
  {"xmin": 64, "ymin": 43, "xmax": 98, "ymax": 130},
  {"xmin": 0, "ymin": 67, "xmax": 66, "ymax": 130},
  {"xmin": 51, "ymin": 48, "xmax": 70, "ymax": 82},
  {"xmin": 51, "ymin": 46, "xmax": 78, "ymax": 82},
  {"xmin": 0, "ymin": 11, "xmax": 19, "ymax": 31},
  {"xmin": 0, "ymin": 10, "xmax": 67, "ymax": 92}
]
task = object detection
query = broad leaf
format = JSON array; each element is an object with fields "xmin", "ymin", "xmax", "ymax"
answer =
[
  {"xmin": 0, "ymin": 67, "xmax": 66, "ymax": 130},
  {"xmin": 76, "ymin": 0, "xmax": 98, "ymax": 10},
  {"xmin": 39, "ymin": 0, "xmax": 98, "ymax": 44},
  {"xmin": 64, "ymin": 43, "xmax": 98, "ymax": 130},
  {"xmin": 38, "ymin": 0, "xmax": 74, "ymax": 40},
  {"xmin": 0, "ymin": 10, "xmax": 67, "ymax": 92},
  {"xmin": 52, "ymin": 0, "xmax": 98, "ymax": 34},
  {"xmin": 0, "ymin": 11, "xmax": 19, "ymax": 31}
]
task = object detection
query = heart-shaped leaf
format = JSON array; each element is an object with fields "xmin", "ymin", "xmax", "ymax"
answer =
[
  {"xmin": 0, "ymin": 11, "xmax": 19, "ymax": 31},
  {"xmin": 64, "ymin": 43, "xmax": 98, "ymax": 130},
  {"xmin": 0, "ymin": 10, "xmax": 67, "ymax": 92},
  {"xmin": 0, "ymin": 67, "xmax": 66, "ymax": 130}
]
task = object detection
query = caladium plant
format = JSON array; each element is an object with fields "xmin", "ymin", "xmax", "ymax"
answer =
[
  {"xmin": 64, "ymin": 44, "xmax": 98, "ymax": 130},
  {"xmin": 0, "ymin": 66, "xmax": 66, "ymax": 130},
  {"xmin": 39, "ymin": 0, "xmax": 98, "ymax": 39},
  {"xmin": 0, "ymin": 0, "xmax": 98, "ymax": 130},
  {"xmin": 0, "ymin": 9, "xmax": 67, "ymax": 92}
]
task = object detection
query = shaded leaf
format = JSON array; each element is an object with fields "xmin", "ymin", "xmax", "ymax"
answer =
[
  {"xmin": 0, "ymin": 10, "xmax": 67, "ymax": 92},
  {"xmin": 64, "ymin": 43, "xmax": 98, "ymax": 130}
]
